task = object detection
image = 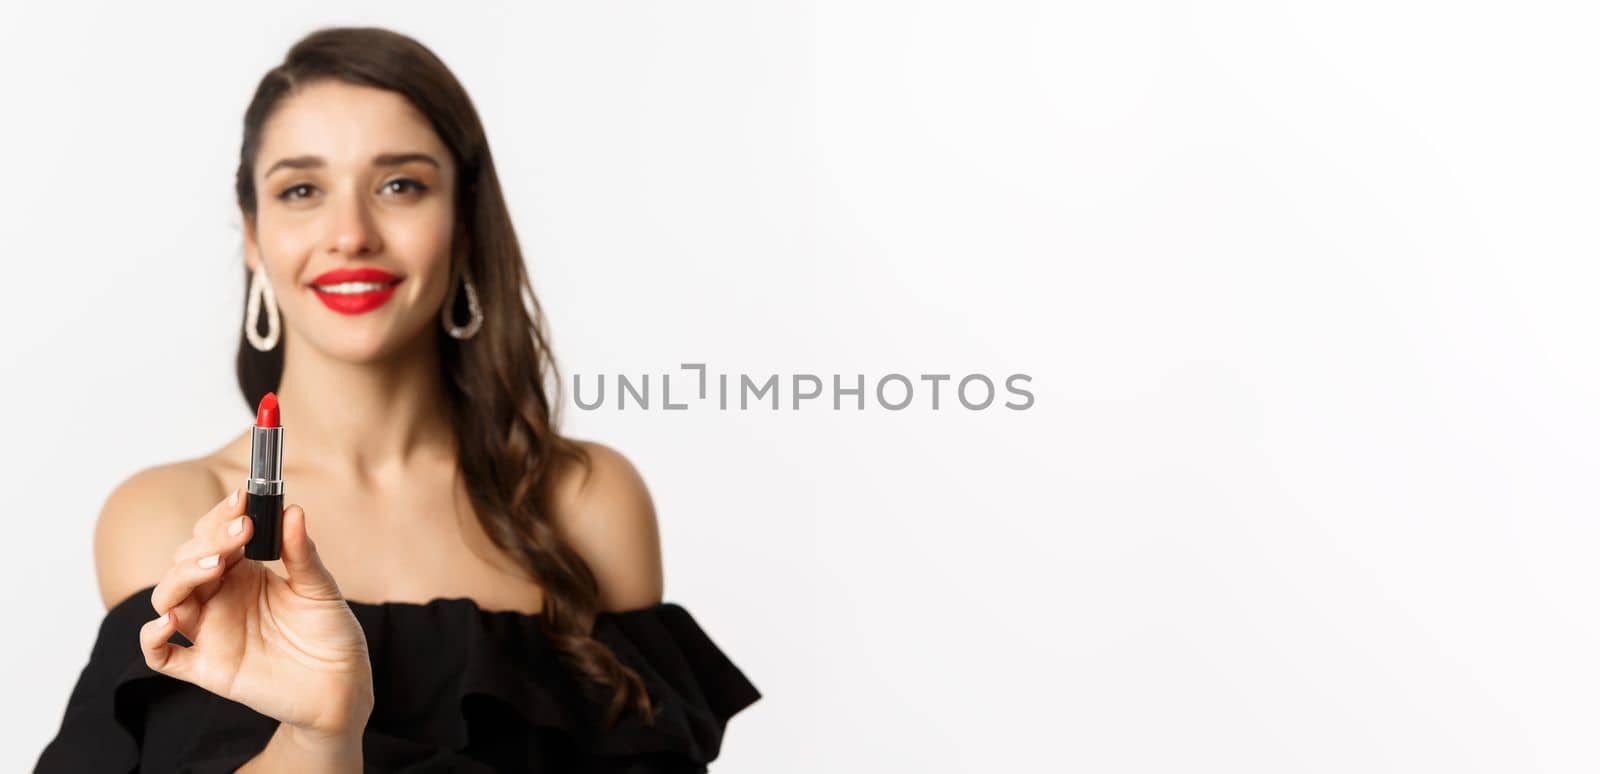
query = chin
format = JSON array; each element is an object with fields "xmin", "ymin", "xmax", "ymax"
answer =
[{"xmin": 302, "ymin": 326, "xmax": 419, "ymax": 364}]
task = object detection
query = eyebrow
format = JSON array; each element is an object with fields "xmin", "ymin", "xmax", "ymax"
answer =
[{"xmin": 263, "ymin": 152, "xmax": 441, "ymax": 178}]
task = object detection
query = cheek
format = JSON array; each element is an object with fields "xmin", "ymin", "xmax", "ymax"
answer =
[
  {"xmin": 256, "ymin": 212, "xmax": 314, "ymax": 265},
  {"xmin": 387, "ymin": 212, "xmax": 456, "ymax": 282},
  {"xmin": 389, "ymin": 221, "xmax": 453, "ymax": 258}
]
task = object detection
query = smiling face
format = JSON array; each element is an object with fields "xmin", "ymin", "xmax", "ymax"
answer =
[{"xmin": 243, "ymin": 79, "xmax": 460, "ymax": 363}]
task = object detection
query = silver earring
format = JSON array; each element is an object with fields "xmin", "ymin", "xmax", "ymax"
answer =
[
  {"xmin": 441, "ymin": 264, "xmax": 483, "ymax": 340},
  {"xmin": 245, "ymin": 265, "xmax": 281, "ymax": 351}
]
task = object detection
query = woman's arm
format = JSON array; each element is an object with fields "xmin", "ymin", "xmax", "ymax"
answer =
[
  {"xmin": 236, "ymin": 722, "xmax": 365, "ymax": 773},
  {"xmin": 86, "ymin": 465, "xmax": 376, "ymax": 770}
]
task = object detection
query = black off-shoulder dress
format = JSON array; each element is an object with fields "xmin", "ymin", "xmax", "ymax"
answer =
[{"xmin": 34, "ymin": 585, "xmax": 761, "ymax": 773}]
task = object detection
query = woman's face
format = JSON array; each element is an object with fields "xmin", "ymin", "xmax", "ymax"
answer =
[{"xmin": 244, "ymin": 80, "xmax": 459, "ymax": 363}]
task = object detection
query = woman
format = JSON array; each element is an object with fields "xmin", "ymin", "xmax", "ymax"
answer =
[{"xmin": 36, "ymin": 26, "xmax": 760, "ymax": 773}]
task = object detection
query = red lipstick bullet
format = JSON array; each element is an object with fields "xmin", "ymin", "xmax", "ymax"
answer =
[
  {"xmin": 245, "ymin": 392, "xmax": 284, "ymax": 560},
  {"xmin": 256, "ymin": 392, "xmax": 279, "ymax": 428}
]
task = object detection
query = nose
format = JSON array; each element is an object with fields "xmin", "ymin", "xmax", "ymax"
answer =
[{"xmin": 325, "ymin": 188, "xmax": 382, "ymax": 258}]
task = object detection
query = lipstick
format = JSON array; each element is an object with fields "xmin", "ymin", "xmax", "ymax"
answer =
[{"xmin": 245, "ymin": 392, "xmax": 284, "ymax": 560}]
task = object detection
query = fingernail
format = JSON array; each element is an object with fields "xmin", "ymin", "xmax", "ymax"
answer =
[
  {"xmin": 198, "ymin": 554, "xmax": 219, "ymax": 569},
  {"xmin": 228, "ymin": 488, "xmax": 239, "ymax": 506},
  {"xmin": 155, "ymin": 612, "xmax": 168, "ymax": 626},
  {"xmin": 229, "ymin": 515, "xmax": 245, "ymax": 536}
]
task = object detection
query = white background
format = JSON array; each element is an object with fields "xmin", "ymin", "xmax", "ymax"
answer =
[{"xmin": 2, "ymin": 2, "xmax": 1596, "ymax": 772}]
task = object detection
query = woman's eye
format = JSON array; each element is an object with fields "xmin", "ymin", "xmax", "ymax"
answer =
[
  {"xmin": 383, "ymin": 178, "xmax": 428, "ymax": 196},
  {"xmin": 278, "ymin": 184, "xmax": 315, "ymax": 201}
]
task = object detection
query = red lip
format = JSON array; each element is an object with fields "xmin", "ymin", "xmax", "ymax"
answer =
[
  {"xmin": 309, "ymin": 267, "xmax": 401, "ymax": 286},
  {"xmin": 308, "ymin": 267, "xmax": 404, "ymax": 315}
]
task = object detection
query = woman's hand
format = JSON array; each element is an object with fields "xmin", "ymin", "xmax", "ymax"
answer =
[{"xmin": 140, "ymin": 487, "xmax": 374, "ymax": 739}]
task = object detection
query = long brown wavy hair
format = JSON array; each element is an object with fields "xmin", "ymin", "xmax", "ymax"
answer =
[{"xmin": 232, "ymin": 26, "xmax": 654, "ymax": 727}]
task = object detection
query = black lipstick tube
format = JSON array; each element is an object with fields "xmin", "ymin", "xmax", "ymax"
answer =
[{"xmin": 244, "ymin": 422, "xmax": 284, "ymax": 560}]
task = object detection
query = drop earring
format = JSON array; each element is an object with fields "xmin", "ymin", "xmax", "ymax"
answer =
[
  {"xmin": 441, "ymin": 262, "xmax": 484, "ymax": 340},
  {"xmin": 245, "ymin": 265, "xmax": 281, "ymax": 351}
]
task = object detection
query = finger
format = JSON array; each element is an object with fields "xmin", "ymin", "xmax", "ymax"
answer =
[
  {"xmin": 140, "ymin": 607, "xmax": 193, "ymax": 679},
  {"xmin": 193, "ymin": 513, "xmax": 254, "ymax": 603},
  {"xmin": 165, "ymin": 593, "xmax": 204, "ymax": 642},
  {"xmin": 280, "ymin": 505, "xmax": 342, "ymax": 601},
  {"xmin": 158, "ymin": 506, "xmax": 256, "ymax": 613},
  {"xmin": 191, "ymin": 485, "xmax": 248, "ymax": 541},
  {"xmin": 165, "ymin": 485, "xmax": 248, "ymax": 569},
  {"xmin": 150, "ymin": 543, "xmax": 231, "ymax": 616}
]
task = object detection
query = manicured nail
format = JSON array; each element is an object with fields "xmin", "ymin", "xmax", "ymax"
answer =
[
  {"xmin": 198, "ymin": 554, "xmax": 219, "ymax": 569},
  {"xmin": 228, "ymin": 488, "xmax": 239, "ymax": 506},
  {"xmin": 229, "ymin": 515, "xmax": 245, "ymax": 536}
]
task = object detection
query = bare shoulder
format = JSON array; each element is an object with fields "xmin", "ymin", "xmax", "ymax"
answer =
[
  {"xmin": 547, "ymin": 439, "xmax": 664, "ymax": 612},
  {"xmin": 93, "ymin": 455, "xmax": 231, "ymax": 611}
]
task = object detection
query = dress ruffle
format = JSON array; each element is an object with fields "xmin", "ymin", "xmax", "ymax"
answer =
[{"xmin": 35, "ymin": 586, "xmax": 761, "ymax": 773}]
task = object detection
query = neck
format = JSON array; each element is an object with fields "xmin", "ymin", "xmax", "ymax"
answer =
[{"xmin": 273, "ymin": 329, "xmax": 456, "ymax": 484}]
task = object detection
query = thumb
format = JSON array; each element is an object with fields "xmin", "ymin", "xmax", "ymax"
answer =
[{"xmin": 279, "ymin": 505, "xmax": 342, "ymax": 601}]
